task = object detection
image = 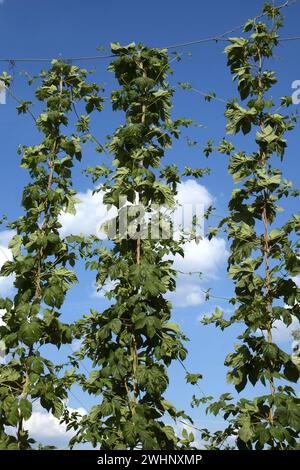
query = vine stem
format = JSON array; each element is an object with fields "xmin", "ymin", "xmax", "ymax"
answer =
[
  {"xmin": 256, "ymin": 25, "xmax": 275, "ymax": 424},
  {"xmin": 136, "ymin": 61, "xmax": 146, "ymax": 266},
  {"xmin": 17, "ymin": 82, "xmax": 62, "ymax": 447},
  {"xmin": 260, "ymin": 141, "xmax": 275, "ymax": 425},
  {"xmin": 128, "ymin": 58, "xmax": 147, "ymax": 416},
  {"xmin": 262, "ymin": 190, "xmax": 275, "ymax": 424}
]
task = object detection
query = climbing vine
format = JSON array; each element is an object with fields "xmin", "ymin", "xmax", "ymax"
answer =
[
  {"xmin": 0, "ymin": 61, "xmax": 102, "ymax": 449},
  {"xmin": 202, "ymin": 2, "xmax": 300, "ymax": 450},
  {"xmin": 0, "ymin": 1, "xmax": 299, "ymax": 453},
  {"xmin": 65, "ymin": 42, "xmax": 206, "ymax": 450}
]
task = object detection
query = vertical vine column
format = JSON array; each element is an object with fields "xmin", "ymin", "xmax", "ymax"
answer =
[
  {"xmin": 71, "ymin": 43, "xmax": 198, "ymax": 450},
  {"xmin": 0, "ymin": 61, "xmax": 103, "ymax": 449},
  {"xmin": 203, "ymin": 3, "xmax": 300, "ymax": 450}
]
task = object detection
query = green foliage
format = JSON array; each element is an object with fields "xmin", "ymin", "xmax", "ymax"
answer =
[
  {"xmin": 0, "ymin": 3, "xmax": 298, "ymax": 452},
  {"xmin": 64, "ymin": 43, "xmax": 201, "ymax": 450},
  {"xmin": 0, "ymin": 61, "xmax": 103, "ymax": 448},
  {"xmin": 203, "ymin": 3, "xmax": 300, "ymax": 450}
]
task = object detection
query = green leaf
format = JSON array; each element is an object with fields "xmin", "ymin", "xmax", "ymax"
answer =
[
  {"xmin": 19, "ymin": 321, "xmax": 42, "ymax": 346},
  {"xmin": 186, "ymin": 372, "xmax": 203, "ymax": 385},
  {"xmin": 238, "ymin": 416, "xmax": 253, "ymax": 442},
  {"xmin": 8, "ymin": 235, "xmax": 22, "ymax": 257},
  {"xmin": 19, "ymin": 398, "xmax": 32, "ymax": 421}
]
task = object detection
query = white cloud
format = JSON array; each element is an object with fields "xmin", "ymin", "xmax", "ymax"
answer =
[
  {"xmin": 0, "ymin": 309, "xmax": 5, "ymax": 326},
  {"xmin": 271, "ymin": 316, "xmax": 300, "ymax": 343},
  {"xmin": 58, "ymin": 180, "xmax": 213, "ymax": 239},
  {"xmin": 58, "ymin": 182, "xmax": 226, "ymax": 308},
  {"xmin": 166, "ymin": 182, "xmax": 226, "ymax": 307},
  {"xmin": 0, "ymin": 230, "xmax": 14, "ymax": 296},
  {"xmin": 270, "ymin": 277, "xmax": 300, "ymax": 343},
  {"xmin": 24, "ymin": 404, "xmax": 86, "ymax": 449},
  {"xmin": 293, "ymin": 275, "xmax": 300, "ymax": 287},
  {"xmin": 176, "ymin": 179, "xmax": 213, "ymax": 208},
  {"xmin": 168, "ymin": 238, "xmax": 227, "ymax": 308},
  {"xmin": 25, "ymin": 409, "xmax": 70, "ymax": 440},
  {"xmin": 172, "ymin": 180, "xmax": 213, "ymax": 237},
  {"xmin": 0, "ymin": 230, "xmax": 14, "ymax": 248},
  {"xmin": 58, "ymin": 189, "xmax": 117, "ymax": 238},
  {"xmin": 0, "ymin": 310, "xmax": 5, "ymax": 363},
  {"xmin": 174, "ymin": 419, "xmax": 201, "ymax": 449},
  {"xmin": 169, "ymin": 282, "xmax": 204, "ymax": 308},
  {"xmin": 172, "ymin": 238, "xmax": 228, "ymax": 278}
]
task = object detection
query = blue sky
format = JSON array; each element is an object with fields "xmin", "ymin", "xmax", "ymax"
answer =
[{"xmin": 0, "ymin": 0, "xmax": 299, "ymax": 447}]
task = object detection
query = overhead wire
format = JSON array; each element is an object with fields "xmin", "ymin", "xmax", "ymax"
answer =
[{"xmin": 0, "ymin": 0, "xmax": 297, "ymax": 64}]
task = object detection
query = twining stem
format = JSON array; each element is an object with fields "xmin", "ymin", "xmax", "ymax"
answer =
[
  {"xmin": 130, "ymin": 334, "xmax": 139, "ymax": 413},
  {"xmin": 262, "ymin": 189, "xmax": 275, "ymax": 424},
  {"xmin": 260, "ymin": 145, "xmax": 275, "ymax": 424},
  {"xmin": 17, "ymin": 83, "xmax": 61, "ymax": 445},
  {"xmin": 129, "ymin": 59, "xmax": 147, "ymax": 415},
  {"xmin": 256, "ymin": 33, "xmax": 275, "ymax": 422},
  {"xmin": 136, "ymin": 62, "xmax": 146, "ymax": 266},
  {"xmin": 34, "ymin": 138, "xmax": 57, "ymax": 299},
  {"xmin": 17, "ymin": 342, "xmax": 34, "ymax": 449}
]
